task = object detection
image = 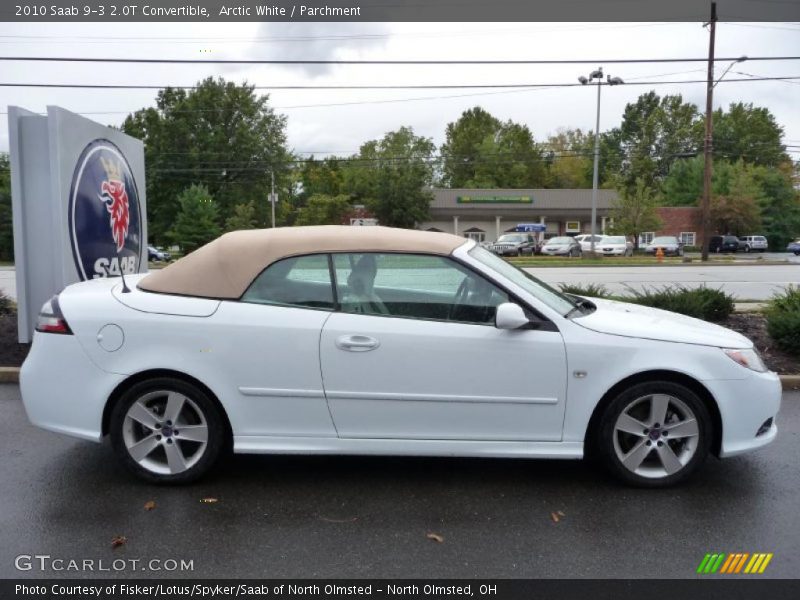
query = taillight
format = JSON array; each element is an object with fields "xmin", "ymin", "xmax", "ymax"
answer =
[{"xmin": 35, "ymin": 295, "xmax": 72, "ymax": 334}]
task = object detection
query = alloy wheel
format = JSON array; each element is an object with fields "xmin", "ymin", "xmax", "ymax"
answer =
[
  {"xmin": 122, "ymin": 390, "xmax": 209, "ymax": 475},
  {"xmin": 612, "ymin": 393, "xmax": 700, "ymax": 479}
]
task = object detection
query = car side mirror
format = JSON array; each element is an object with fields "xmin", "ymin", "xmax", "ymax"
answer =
[{"xmin": 495, "ymin": 303, "xmax": 530, "ymax": 330}]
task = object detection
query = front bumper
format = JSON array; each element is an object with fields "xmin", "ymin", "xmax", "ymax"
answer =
[
  {"xmin": 704, "ymin": 370, "xmax": 782, "ymax": 457},
  {"xmin": 20, "ymin": 332, "xmax": 124, "ymax": 442},
  {"xmin": 541, "ymin": 249, "xmax": 570, "ymax": 255}
]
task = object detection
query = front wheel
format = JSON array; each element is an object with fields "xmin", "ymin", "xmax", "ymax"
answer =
[
  {"xmin": 110, "ymin": 378, "xmax": 227, "ymax": 484},
  {"xmin": 596, "ymin": 381, "xmax": 712, "ymax": 487}
]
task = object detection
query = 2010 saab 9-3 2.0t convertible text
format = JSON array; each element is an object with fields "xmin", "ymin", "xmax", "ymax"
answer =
[{"xmin": 21, "ymin": 226, "xmax": 780, "ymax": 486}]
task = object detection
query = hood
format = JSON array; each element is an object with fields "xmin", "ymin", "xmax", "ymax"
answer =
[{"xmin": 574, "ymin": 297, "xmax": 752, "ymax": 349}]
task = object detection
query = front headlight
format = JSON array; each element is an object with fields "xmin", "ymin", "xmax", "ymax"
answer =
[{"xmin": 723, "ymin": 348, "xmax": 768, "ymax": 373}]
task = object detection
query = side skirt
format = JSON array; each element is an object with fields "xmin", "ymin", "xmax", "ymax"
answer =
[{"xmin": 233, "ymin": 436, "xmax": 584, "ymax": 459}]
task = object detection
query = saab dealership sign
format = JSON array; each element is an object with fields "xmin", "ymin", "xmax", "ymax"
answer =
[
  {"xmin": 69, "ymin": 140, "xmax": 143, "ymax": 279},
  {"xmin": 9, "ymin": 106, "xmax": 146, "ymax": 342}
]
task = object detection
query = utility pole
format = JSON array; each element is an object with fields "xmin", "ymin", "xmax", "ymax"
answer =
[
  {"xmin": 701, "ymin": 1, "xmax": 717, "ymax": 262},
  {"xmin": 270, "ymin": 169, "xmax": 276, "ymax": 228}
]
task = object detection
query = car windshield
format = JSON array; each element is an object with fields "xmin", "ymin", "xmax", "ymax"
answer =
[
  {"xmin": 724, "ymin": 236, "xmax": 738, "ymax": 242},
  {"xmin": 547, "ymin": 237, "xmax": 573, "ymax": 245},
  {"xmin": 651, "ymin": 237, "xmax": 677, "ymax": 245},
  {"xmin": 496, "ymin": 234, "xmax": 526, "ymax": 243},
  {"xmin": 603, "ymin": 237, "xmax": 626, "ymax": 244},
  {"xmin": 469, "ymin": 245, "xmax": 577, "ymax": 316}
]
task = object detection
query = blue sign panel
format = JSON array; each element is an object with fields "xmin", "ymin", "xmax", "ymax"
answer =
[
  {"xmin": 68, "ymin": 139, "xmax": 143, "ymax": 280},
  {"xmin": 515, "ymin": 223, "xmax": 546, "ymax": 232}
]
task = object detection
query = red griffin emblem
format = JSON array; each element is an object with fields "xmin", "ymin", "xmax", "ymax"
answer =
[{"xmin": 98, "ymin": 157, "xmax": 130, "ymax": 252}]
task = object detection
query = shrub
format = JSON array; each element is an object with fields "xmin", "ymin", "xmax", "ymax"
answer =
[
  {"xmin": 559, "ymin": 283, "xmax": 610, "ymax": 298},
  {"xmin": 0, "ymin": 290, "xmax": 13, "ymax": 316},
  {"xmin": 766, "ymin": 285, "xmax": 800, "ymax": 315},
  {"xmin": 766, "ymin": 286, "xmax": 800, "ymax": 355},
  {"xmin": 625, "ymin": 285, "xmax": 734, "ymax": 322},
  {"xmin": 767, "ymin": 311, "xmax": 800, "ymax": 355}
]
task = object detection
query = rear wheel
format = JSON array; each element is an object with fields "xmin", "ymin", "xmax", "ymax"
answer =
[
  {"xmin": 597, "ymin": 381, "xmax": 712, "ymax": 487},
  {"xmin": 110, "ymin": 378, "xmax": 226, "ymax": 484},
  {"xmin": 744, "ymin": 245, "xmax": 751, "ymax": 253}
]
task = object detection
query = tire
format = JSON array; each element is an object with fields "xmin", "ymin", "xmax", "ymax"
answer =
[
  {"xmin": 596, "ymin": 380, "xmax": 712, "ymax": 488},
  {"xmin": 715, "ymin": 247, "xmax": 720, "ymax": 254},
  {"xmin": 110, "ymin": 377, "xmax": 227, "ymax": 484},
  {"xmin": 744, "ymin": 245, "xmax": 751, "ymax": 253}
]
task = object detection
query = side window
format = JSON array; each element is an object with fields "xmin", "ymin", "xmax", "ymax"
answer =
[
  {"xmin": 241, "ymin": 254, "xmax": 334, "ymax": 310},
  {"xmin": 333, "ymin": 253, "xmax": 510, "ymax": 325}
]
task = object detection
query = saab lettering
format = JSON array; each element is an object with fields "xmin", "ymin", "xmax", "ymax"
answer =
[{"xmin": 94, "ymin": 256, "xmax": 136, "ymax": 278}]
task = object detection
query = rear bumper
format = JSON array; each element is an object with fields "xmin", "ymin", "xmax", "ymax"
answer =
[
  {"xmin": 20, "ymin": 332, "xmax": 124, "ymax": 442},
  {"xmin": 704, "ymin": 371, "xmax": 782, "ymax": 458}
]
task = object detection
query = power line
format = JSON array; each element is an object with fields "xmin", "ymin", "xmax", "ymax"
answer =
[
  {"xmin": 1, "ymin": 76, "xmax": 799, "ymax": 90},
  {"xmin": 2, "ymin": 55, "xmax": 800, "ymax": 65}
]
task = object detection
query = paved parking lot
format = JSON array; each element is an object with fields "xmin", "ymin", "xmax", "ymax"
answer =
[
  {"xmin": 1, "ymin": 384, "xmax": 798, "ymax": 579},
  {"xmin": 530, "ymin": 263, "xmax": 800, "ymax": 300}
]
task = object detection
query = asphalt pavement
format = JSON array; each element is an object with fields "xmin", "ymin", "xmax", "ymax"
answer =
[
  {"xmin": 1, "ymin": 384, "xmax": 798, "ymax": 579},
  {"xmin": 529, "ymin": 263, "xmax": 800, "ymax": 300}
]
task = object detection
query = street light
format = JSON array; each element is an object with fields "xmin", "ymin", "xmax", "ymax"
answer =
[{"xmin": 579, "ymin": 67, "xmax": 624, "ymax": 255}]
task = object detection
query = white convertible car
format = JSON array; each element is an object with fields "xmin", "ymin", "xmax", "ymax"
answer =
[{"xmin": 21, "ymin": 226, "xmax": 781, "ymax": 486}]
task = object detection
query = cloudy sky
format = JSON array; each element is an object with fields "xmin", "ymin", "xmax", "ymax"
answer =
[{"xmin": 1, "ymin": 21, "xmax": 798, "ymax": 161}]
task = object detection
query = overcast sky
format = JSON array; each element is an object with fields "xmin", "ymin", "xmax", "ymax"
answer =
[{"xmin": 1, "ymin": 21, "xmax": 798, "ymax": 162}]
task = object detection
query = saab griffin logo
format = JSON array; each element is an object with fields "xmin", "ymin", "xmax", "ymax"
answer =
[
  {"xmin": 69, "ymin": 139, "xmax": 142, "ymax": 280},
  {"xmin": 697, "ymin": 552, "xmax": 774, "ymax": 574}
]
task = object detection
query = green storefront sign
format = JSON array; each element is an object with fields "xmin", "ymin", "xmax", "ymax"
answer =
[{"xmin": 456, "ymin": 195, "xmax": 532, "ymax": 204}]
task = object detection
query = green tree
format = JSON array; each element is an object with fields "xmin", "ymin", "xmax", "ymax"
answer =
[
  {"xmin": 440, "ymin": 107, "xmax": 502, "ymax": 187},
  {"xmin": 469, "ymin": 121, "xmax": 547, "ymax": 188},
  {"xmin": 171, "ymin": 185, "xmax": 221, "ymax": 253},
  {"xmin": 615, "ymin": 91, "xmax": 701, "ymax": 191},
  {"xmin": 343, "ymin": 127, "xmax": 435, "ymax": 228},
  {"xmin": 295, "ymin": 194, "xmax": 352, "ymax": 226},
  {"xmin": 609, "ymin": 178, "xmax": 663, "ymax": 249},
  {"xmin": 122, "ymin": 77, "xmax": 291, "ymax": 244},
  {"xmin": 660, "ymin": 156, "xmax": 734, "ymax": 206},
  {"xmin": 225, "ymin": 201, "xmax": 257, "ymax": 231},
  {"xmin": 709, "ymin": 162, "xmax": 763, "ymax": 236},
  {"xmin": 0, "ymin": 153, "xmax": 13, "ymax": 261},
  {"xmin": 300, "ymin": 157, "xmax": 344, "ymax": 199},
  {"xmin": 543, "ymin": 128, "xmax": 593, "ymax": 188},
  {"xmin": 712, "ymin": 102, "xmax": 788, "ymax": 167},
  {"xmin": 753, "ymin": 162, "xmax": 800, "ymax": 249}
]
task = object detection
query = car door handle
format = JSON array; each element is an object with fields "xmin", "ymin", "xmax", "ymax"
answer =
[{"xmin": 336, "ymin": 335, "xmax": 380, "ymax": 352}]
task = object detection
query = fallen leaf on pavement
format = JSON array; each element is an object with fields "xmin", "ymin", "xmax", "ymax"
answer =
[
  {"xmin": 111, "ymin": 535, "xmax": 127, "ymax": 548},
  {"xmin": 426, "ymin": 532, "xmax": 444, "ymax": 543},
  {"xmin": 200, "ymin": 497, "xmax": 218, "ymax": 504},
  {"xmin": 550, "ymin": 512, "xmax": 560, "ymax": 523},
  {"xmin": 557, "ymin": 510, "xmax": 566, "ymax": 517},
  {"xmin": 143, "ymin": 500, "xmax": 156, "ymax": 511}
]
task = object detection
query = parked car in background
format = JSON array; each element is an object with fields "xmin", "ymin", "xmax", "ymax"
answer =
[
  {"xmin": 597, "ymin": 235, "xmax": 634, "ymax": 257},
  {"xmin": 490, "ymin": 233, "xmax": 538, "ymax": 256},
  {"xmin": 20, "ymin": 226, "xmax": 781, "ymax": 487},
  {"xmin": 540, "ymin": 236, "xmax": 582, "ymax": 257},
  {"xmin": 709, "ymin": 235, "xmax": 740, "ymax": 254},
  {"xmin": 574, "ymin": 234, "xmax": 604, "ymax": 253},
  {"xmin": 147, "ymin": 246, "xmax": 171, "ymax": 262},
  {"xmin": 645, "ymin": 236, "xmax": 683, "ymax": 257},
  {"xmin": 787, "ymin": 239, "xmax": 800, "ymax": 256},
  {"xmin": 737, "ymin": 236, "xmax": 768, "ymax": 253}
]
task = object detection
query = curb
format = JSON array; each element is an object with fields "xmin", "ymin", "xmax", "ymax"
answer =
[{"xmin": 1, "ymin": 367, "xmax": 798, "ymax": 390}]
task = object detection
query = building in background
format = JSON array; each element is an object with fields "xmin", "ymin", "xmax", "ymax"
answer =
[{"xmin": 419, "ymin": 188, "xmax": 703, "ymax": 247}]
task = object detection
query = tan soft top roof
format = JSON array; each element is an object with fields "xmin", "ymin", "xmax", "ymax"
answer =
[{"xmin": 138, "ymin": 225, "xmax": 466, "ymax": 299}]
